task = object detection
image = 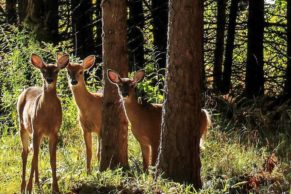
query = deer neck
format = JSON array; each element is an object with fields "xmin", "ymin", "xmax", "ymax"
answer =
[
  {"xmin": 42, "ymin": 80, "xmax": 57, "ymax": 99},
  {"xmin": 123, "ymin": 92, "xmax": 140, "ymax": 122},
  {"xmin": 70, "ymin": 79, "xmax": 91, "ymax": 111}
]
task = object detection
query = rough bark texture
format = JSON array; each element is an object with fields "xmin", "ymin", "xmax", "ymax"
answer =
[
  {"xmin": 284, "ymin": 0, "xmax": 291, "ymax": 97},
  {"xmin": 221, "ymin": 0, "xmax": 239, "ymax": 94},
  {"xmin": 152, "ymin": 0, "xmax": 168, "ymax": 71},
  {"xmin": 71, "ymin": 0, "xmax": 95, "ymax": 58},
  {"xmin": 100, "ymin": 0, "xmax": 129, "ymax": 170},
  {"xmin": 6, "ymin": 0, "xmax": 17, "ymax": 24},
  {"xmin": 23, "ymin": 0, "xmax": 59, "ymax": 43},
  {"xmin": 245, "ymin": 0, "xmax": 264, "ymax": 97},
  {"xmin": 213, "ymin": 0, "xmax": 226, "ymax": 92},
  {"xmin": 128, "ymin": 0, "xmax": 145, "ymax": 70},
  {"xmin": 156, "ymin": 0, "xmax": 203, "ymax": 189}
]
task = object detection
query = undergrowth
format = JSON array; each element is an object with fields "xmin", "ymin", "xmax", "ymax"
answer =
[{"xmin": 0, "ymin": 26, "xmax": 290, "ymax": 194}]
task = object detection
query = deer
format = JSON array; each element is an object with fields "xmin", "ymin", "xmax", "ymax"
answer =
[
  {"xmin": 65, "ymin": 55, "xmax": 103, "ymax": 174},
  {"xmin": 107, "ymin": 69, "xmax": 211, "ymax": 170},
  {"xmin": 17, "ymin": 53, "xmax": 69, "ymax": 193}
]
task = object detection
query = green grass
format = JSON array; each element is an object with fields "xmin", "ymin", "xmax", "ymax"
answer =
[{"xmin": 0, "ymin": 107, "xmax": 290, "ymax": 193}]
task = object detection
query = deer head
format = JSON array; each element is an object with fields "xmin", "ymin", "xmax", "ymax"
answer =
[
  {"xmin": 107, "ymin": 69, "xmax": 145, "ymax": 97},
  {"xmin": 31, "ymin": 53, "xmax": 69, "ymax": 86},
  {"xmin": 66, "ymin": 55, "xmax": 96, "ymax": 86}
]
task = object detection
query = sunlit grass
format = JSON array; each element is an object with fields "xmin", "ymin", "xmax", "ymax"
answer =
[{"xmin": 1, "ymin": 110, "xmax": 289, "ymax": 193}]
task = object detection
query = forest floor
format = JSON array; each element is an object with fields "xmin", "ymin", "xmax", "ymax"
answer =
[{"xmin": 0, "ymin": 97, "xmax": 290, "ymax": 194}]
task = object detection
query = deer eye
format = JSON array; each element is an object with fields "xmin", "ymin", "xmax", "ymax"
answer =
[{"xmin": 79, "ymin": 71, "xmax": 83, "ymax": 75}]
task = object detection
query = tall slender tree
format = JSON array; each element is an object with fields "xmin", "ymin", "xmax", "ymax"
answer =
[
  {"xmin": 18, "ymin": 0, "xmax": 28, "ymax": 23},
  {"xmin": 128, "ymin": 0, "xmax": 145, "ymax": 70},
  {"xmin": 6, "ymin": 0, "xmax": 17, "ymax": 24},
  {"xmin": 213, "ymin": 0, "xmax": 227, "ymax": 92},
  {"xmin": 100, "ymin": 0, "xmax": 129, "ymax": 170},
  {"xmin": 71, "ymin": 0, "xmax": 95, "ymax": 58},
  {"xmin": 245, "ymin": 0, "xmax": 265, "ymax": 97},
  {"xmin": 284, "ymin": 0, "xmax": 291, "ymax": 98},
  {"xmin": 156, "ymin": 0, "xmax": 203, "ymax": 189},
  {"xmin": 19, "ymin": 0, "xmax": 59, "ymax": 43},
  {"xmin": 152, "ymin": 0, "xmax": 168, "ymax": 71},
  {"xmin": 221, "ymin": 0, "xmax": 239, "ymax": 94},
  {"xmin": 96, "ymin": 0, "xmax": 102, "ymax": 64}
]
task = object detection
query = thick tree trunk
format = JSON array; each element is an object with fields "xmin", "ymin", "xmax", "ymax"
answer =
[
  {"xmin": 128, "ymin": 0, "xmax": 145, "ymax": 70},
  {"xmin": 152, "ymin": 0, "xmax": 168, "ymax": 71},
  {"xmin": 245, "ymin": 0, "xmax": 264, "ymax": 97},
  {"xmin": 213, "ymin": 0, "xmax": 227, "ymax": 92},
  {"xmin": 100, "ymin": 0, "xmax": 129, "ymax": 170},
  {"xmin": 156, "ymin": 0, "xmax": 203, "ymax": 189},
  {"xmin": 221, "ymin": 0, "xmax": 239, "ymax": 94},
  {"xmin": 6, "ymin": 0, "xmax": 17, "ymax": 24},
  {"xmin": 284, "ymin": 0, "xmax": 291, "ymax": 98},
  {"xmin": 23, "ymin": 0, "xmax": 59, "ymax": 43},
  {"xmin": 71, "ymin": 0, "xmax": 95, "ymax": 58}
]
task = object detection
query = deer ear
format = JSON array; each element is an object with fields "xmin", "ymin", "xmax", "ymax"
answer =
[
  {"xmin": 57, "ymin": 54, "xmax": 69, "ymax": 69},
  {"xmin": 133, "ymin": 70, "xmax": 145, "ymax": 83},
  {"xmin": 83, "ymin": 55, "xmax": 96, "ymax": 70},
  {"xmin": 56, "ymin": 52, "xmax": 63, "ymax": 60},
  {"xmin": 107, "ymin": 69, "xmax": 121, "ymax": 84},
  {"xmin": 31, "ymin": 54, "xmax": 44, "ymax": 69}
]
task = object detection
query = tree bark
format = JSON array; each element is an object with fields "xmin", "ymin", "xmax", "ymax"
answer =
[
  {"xmin": 152, "ymin": 0, "xmax": 168, "ymax": 71},
  {"xmin": 6, "ymin": 0, "xmax": 17, "ymax": 24},
  {"xmin": 284, "ymin": 0, "xmax": 291, "ymax": 98},
  {"xmin": 156, "ymin": 0, "xmax": 203, "ymax": 189},
  {"xmin": 100, "ymin": 0, "xmax": 129, "ymax": 170},
  {"xmin": 18, "ymin": 0, "xmax": 28, "ymax": 23},
  {"xmin": 213, "ymin": 0, "xmax": 227, "ymax": 92},
  {"xmin": 245, "ymin": 0, "xmax": 264, "ymax": 97},
  {"xmin": 23, "ymin": 0, "xmax": 59, "ymax": 43},
  {"xmin": 128, "ymin": 0, "xmax": 145, "ymax": 70},
  {"xmin": 221, "ymin": 0, "xmax": 239, "ymax": 94},
  {"xmin": 96, "ymin": 0, "xmax": 102, "ymax": 64},
  {"xmin": 71, "ymin": 0, "xmax": 95, "ymax": 58}
]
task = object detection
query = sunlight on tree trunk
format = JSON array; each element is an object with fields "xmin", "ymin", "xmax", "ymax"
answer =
[
  {"xmin": 156, "ymin": 0, "xmax": 203, "ymax": 189},
  {"xmin": 100, "ymin": 0, "xmax": 129, "ymax": 170}
]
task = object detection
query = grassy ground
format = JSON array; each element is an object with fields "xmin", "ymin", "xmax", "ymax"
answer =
[{"xmin": 0, "ymin": 103, "xmax": 290, "ymax": 193}]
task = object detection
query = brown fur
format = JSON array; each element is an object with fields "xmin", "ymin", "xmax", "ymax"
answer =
[
  {"xmin": 107, "ymin": 70, "xmax": 211, "ymax": 170},
  {"xmin": 66, "ymin": 55, "xmax": 102, "ymax": 174},
  {"xmin": 17, "ymin": 54, "xmax": 68, "ymax": 193}
]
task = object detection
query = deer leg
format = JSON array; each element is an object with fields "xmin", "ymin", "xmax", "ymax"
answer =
[
  {"xmin": 141, "ymin": 144, "xmax": 150, "ymax": 171},
  {"xmin": 20, "ymin": 128, "xmax": 29, "ymax": 193},
  {"xmin": 49, "ymin": 133, "xmax": 59, "ymax": 193},
  {"xmin": 97, "ymin": 136, "xmax": 101, "ymax": 162},
  {"xmin": 83, "ymin": 131, "xmax": 93, "ymax": 174},
  {"xmin": 27, "ymin": 133, "xmax": 41, "ymax": 193}
]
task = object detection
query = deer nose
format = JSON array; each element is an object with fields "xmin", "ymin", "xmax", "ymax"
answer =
[
  {"xmin": 121, "ymin": 91, "xmax": 129, "ymax": 97},
  {"xmin": 71, "ymin": 79, "xmax": 78, "ymax": 85},
  {"xmin": 46, "ymin": 78, "xmax": 53, "ymax": 84}
]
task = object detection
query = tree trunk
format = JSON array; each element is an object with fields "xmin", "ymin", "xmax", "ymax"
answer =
[
  {"xmin": 96, "ymin": 0, "xmax": 102, "ymax": 64},
  {"xmin": 128, "ymin": 0, "xmax": 145, "ymax": 70},
  {"xmin": 95, "ymin": 0, "xmax": 103, "ymax": 78},
  {"xmin": 18, "ymin": 0, "xmax": 28, "ymax": 23},
  {"xmin": 245, "ymin": 0, "xmax": 264, "ymax": 97},
  {"xmin": 23, "ymin": 0, "xmax": 59, "ymax": 43},
  {"xmin": 156, "ymin": 0, "xmax": 203, "ymax": 189},
  {"xmin": 221, "ymin": 0, "xmax": 239, "ymax": 94},
  {"xmin": 284, "ymin": 0, "xmax": 291, "ymax": 98},
  {"xmin": 100, "ymin": 0, "xmax": 129, "ymax": 170},
  {"xmin": 71, "ymin": 0, "xmax": 95, "ymax": 58},
  {"xmin": 152, "ymin": 0, "xmax": 168, "ymax": 71},
  {"xmin": 213, "ymin": 0, "xmax": 227, "ymax": 92},
  {"xmin": 6, "ymin": 0, "xmax": 17, "ymax": 24}
]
